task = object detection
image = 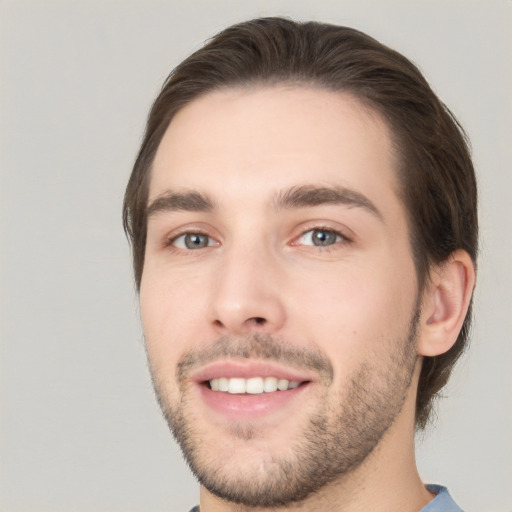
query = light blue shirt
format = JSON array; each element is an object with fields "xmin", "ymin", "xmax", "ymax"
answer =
[{"xmin": 422, "ymin": 485, "xmax": 463, "ymax": 511}]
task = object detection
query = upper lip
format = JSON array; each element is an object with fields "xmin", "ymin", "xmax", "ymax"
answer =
[{"xmin": 190, "ymin": 359, "xmax": 316, "ymax": 384}]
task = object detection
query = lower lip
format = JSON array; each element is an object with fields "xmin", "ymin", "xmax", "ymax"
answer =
[{"xmin": 197, "ymin": 383, "xmax": 310, "ymax": 421}]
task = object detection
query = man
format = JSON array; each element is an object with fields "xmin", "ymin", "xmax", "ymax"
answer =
[{"xmin": 123, "ymin": 17, "xmax": 477, "ymax": 512}]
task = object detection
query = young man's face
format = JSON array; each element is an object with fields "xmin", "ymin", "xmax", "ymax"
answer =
[{"xmin": 140, "ymin": 87, "xmax": 422, "ymax": 506}]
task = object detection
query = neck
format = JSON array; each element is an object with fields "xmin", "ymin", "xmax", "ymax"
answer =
[{"xmin": 199, "ymin": 364, "xmax": 434, "ymax": 512}]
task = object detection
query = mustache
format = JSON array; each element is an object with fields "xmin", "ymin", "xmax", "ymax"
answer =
[{"xmin": 176, "ymin": 333, "xmax": 334, "ymax": 385}]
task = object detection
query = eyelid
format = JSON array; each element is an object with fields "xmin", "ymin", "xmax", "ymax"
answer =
[
  {"xmin": 290, "ymin": 224, "xmax": 353, "ymax": 247},
  {"xmin": 297, "ymin": 229, "xmax": 344, "ymax": 246},
  {"xmin": 172, "ymin": 232, "xmax": 217, "ymax": 249},
  {"xmin": 159, "ymin": 222, "xmax": 353, "ymax": 252},
  {"xmin": 164, "ymin": 225, "xmax": 221, "ymax": 251}
]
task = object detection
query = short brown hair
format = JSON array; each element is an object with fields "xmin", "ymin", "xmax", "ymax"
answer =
[{"xmin": 123, "ymin": 17, "xmax": 478, "ymax": 429}]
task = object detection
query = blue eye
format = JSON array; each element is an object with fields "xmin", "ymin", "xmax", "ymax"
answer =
[
  {"xmin": 173, "ymin": 233, "xmax": 214, "ymax": 250},
  {"xmin": 299, "ymin": 229, "xmax": 343, "ymax": 247}
]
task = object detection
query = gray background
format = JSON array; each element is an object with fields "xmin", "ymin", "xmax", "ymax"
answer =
[{"xmin": 1, "ymin": 1, "xmax": 510, "ymax": 511}]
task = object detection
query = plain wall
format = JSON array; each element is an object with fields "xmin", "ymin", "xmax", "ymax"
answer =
[{"xmin": 1, "ymin": 1, "xmax": 511, "ymax": 511}]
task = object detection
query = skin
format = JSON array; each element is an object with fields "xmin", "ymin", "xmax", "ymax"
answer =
[{"xmin": 140, "ymin": 86, "xmax": 475, "ymax": 511}]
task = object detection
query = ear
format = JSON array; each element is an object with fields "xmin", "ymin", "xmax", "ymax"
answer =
[{"xmin": 417, "ymin": 250, "xmax": 476, "ymax": 357}]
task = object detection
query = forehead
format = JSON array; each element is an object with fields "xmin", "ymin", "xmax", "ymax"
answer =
[{"xmin": 150, "ymin": 86, "xmax": 400, "ymax": 211}]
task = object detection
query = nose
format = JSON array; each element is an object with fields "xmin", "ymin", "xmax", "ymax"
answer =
[{"xmin": 208, "ymin": 242, "xmax": 286, "ymax": 336}]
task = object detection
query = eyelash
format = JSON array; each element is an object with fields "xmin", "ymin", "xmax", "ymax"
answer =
[
  {"xmin": 294, "ymin": 227, "xmax": 349, "ymax": 249},
  {"xmin": 165, "ymin": 226, "xmax": 350, "ymax": 254},
  {"xmin": 166, "ymin": 230, "xmax": 218, "ymax": 252}
]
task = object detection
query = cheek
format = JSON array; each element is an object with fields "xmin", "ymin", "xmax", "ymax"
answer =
[
  {"xmin": 139, "ymin": 272, "xmax": 183, "ymax": 371},
  {"xmin": 288, "ymin": 254, "xmax": 417, "ymax": 367},
  {"xmin": 139, "ymin": 267, "xmax": 213, "ymax": 369},
  {"xmin": 140, "ymin": 274, "xmax": 167, "ymax": 340}
]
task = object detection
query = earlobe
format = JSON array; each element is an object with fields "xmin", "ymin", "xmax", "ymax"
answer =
[{"xmin": 418, "ymin": 250, "xmax": 476, "ymax": 357}]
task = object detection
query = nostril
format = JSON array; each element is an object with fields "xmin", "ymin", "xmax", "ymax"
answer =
[{"xmin": 212, "ymin": 317, "xmax": 266, "ymax": 328}]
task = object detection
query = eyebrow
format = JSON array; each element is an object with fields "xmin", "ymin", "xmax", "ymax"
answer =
[
  {"xmin": 273, "ymin": 185, "xmax": 383, "ymax": 220},
  {"xmin": 146, "ymin": 184, "xmax": 382, "ymax": 220},
  {"xmin": 147, "ymin": 190, "xmax": 215, "ymax": 218}
]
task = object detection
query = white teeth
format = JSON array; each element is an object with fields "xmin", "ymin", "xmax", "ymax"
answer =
[
  {"xmin": 208, "ymin": 377, "xmax": 302, "ymax": 394},
  {"xmin": 218, "ymin": 378, "xmax": 229, "ymax": 392},
  {"xmin": 263, "ymin": 376, "xmax": 278, "ymax": 392},
  {"xmin": 277, "ymin": 379, "xmax": 289, "ymax": 391},
  {"xmin": 227, "ymin": 378, "xmax": 245, "ymax": 394},
  {"xmin": 246, "ymin": 377, "xmax": 264, "ymax": 394}
]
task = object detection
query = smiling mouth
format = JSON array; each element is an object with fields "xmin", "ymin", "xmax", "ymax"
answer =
[{"xmin": 207, "ymin": 377, "xmax": 306, "ymax": 394}]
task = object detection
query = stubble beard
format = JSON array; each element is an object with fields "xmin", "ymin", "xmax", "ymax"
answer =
[{"xmin": 148, "ymin": 312, "xmax": 419, "ymax": 508}]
